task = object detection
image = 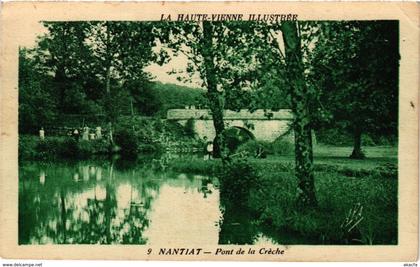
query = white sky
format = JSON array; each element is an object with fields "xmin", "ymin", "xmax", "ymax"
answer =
[{"xmin": 145, "ymin": 53, "xmax": 203, "ymax": 87}]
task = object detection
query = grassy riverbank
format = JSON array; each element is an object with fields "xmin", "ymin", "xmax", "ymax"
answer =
[
  {"xmin": 19, "ymin": 133, "xmax": 397, "ymax": 244},
  {"xmin": 19, "ymin": 135, "xmax": 111, "ymax": 160},
  {"xmin": 248, "ymin": 162, "xmax": 397, "ymax": 244},
  {"xmin": 168, "ymin": 145, "xmax": 398, "ymax": 245},
  {"xmin": 19, "ymin": 118, "xmax": 204, "ymax": 160}
]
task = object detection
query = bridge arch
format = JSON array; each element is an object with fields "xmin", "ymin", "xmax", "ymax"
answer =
[
  {"xmin": 222, "ymin": 126, "xmax": 255, "ymax": 152},
  {"xmin": 167, "ymin": 109, "xmax": 294, "ymax": 143},
  {"xmin": 225, "ymin": 126, "xmax": 255, "ymax": 140}
]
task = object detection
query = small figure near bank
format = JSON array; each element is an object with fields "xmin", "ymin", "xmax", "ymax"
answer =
[
  {"xmin": 82, "ymin": 126, "xmax": 89, "ymax": 141},
  {"xmin": 39, "ymin": 127, "xmax": 45, "ymax": 141},
  {"xmin": 206, "ymin": 141, "xmax": 214, "ymax": 160},
  {"xmin": 95, "ymin": 126, "xmax": 102, "ymax": 139},
  {"xmin": 73, "ymin": 128, "xmax": 80, "ymax": 141}
]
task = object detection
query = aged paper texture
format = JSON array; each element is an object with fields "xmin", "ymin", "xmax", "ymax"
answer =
[{"xmin": 0, "ymin": 1, "xmax": 418, "ymax": 261}]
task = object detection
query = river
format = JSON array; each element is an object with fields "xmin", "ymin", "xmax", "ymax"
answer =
[{"xmin": 18, "ymin": 158, "xmax": 280, "ymax": 245}]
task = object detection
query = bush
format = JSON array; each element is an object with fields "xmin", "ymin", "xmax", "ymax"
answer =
[
  {"xmin": 249, "ymin": 169, "xmax": 298, "ymax": 227},
  {"xmin": 219, "ymin": 157, "xmax": 260, "ymax": 206},
  {"xmin": 236, "ymin": 140, "xmax": 270, "ymax": 158},
  {"xmin": 114, "ymin": 117, "xmax": 192, "ymax": 154},
  {"xmin": 220, "ymin": 128, "xmax": 247, "ymax": 153},
  {"xmin": 316, "ymin": 128, "xmax": 354, "ymax": 146},
  {"xmin": 35, "ymin": 137, "xmax": 62, "ymax": 159},
  {"xmin": 78, "ymin": 140, "xmax": 108, "ymax": 159},
  {"xmin": 271, "ymin": 138, "xmax": 294, "ymax": 156},
  {"xmin": 89, "ymin": 138, "xmax": 111, "ymax": 154},
  {"xmin": 19, "ymin": 135, "xmax": 39, "ymax": 160},
  {"xmin": 161, "ymin": 121, "xmax": 187, "ymax": 139},
  {"xmin": 19, "ymin": 135, "xmax": 110, "ymax": 160},
  {"xmin": 114, "ymin": 129, "xmax": 139, "ymax": 159},
  {"xmin": 236, "ymin": 138, "xmax": 294, "ymax": 158},
  {"xmin": 58, "ymin": 138, "xmax": 80, "ymax": 158},
  {"xmin": 139, "ymin": 143, "xmax": 163, "ymax": 153}
]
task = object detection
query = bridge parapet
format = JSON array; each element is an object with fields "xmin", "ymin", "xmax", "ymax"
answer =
[{"xmin": 167, "ymin": 109, "xmax": 293, "ymax": 120}]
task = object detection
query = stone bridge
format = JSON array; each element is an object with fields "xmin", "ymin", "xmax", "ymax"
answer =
[{"xmin": 167, "ymin": 109, "xmax": 294, "ymax": 143}]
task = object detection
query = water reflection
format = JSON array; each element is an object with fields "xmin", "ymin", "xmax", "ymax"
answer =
[
  {"xmin": 19, "ymin": 158, "xmax": 279, "ymax": 245},
  {"xmin": 19, "ymin": 160, "xmax": 219, "ymax": 245}
]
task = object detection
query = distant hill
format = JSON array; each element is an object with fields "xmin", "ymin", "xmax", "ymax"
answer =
[
  {"xmin": 150, "ymin": 81, "xmax": 290, "ymax": 117},
  {"xmin": 151, "ymin": 82, "xmax": 206, "ymax": 116}
]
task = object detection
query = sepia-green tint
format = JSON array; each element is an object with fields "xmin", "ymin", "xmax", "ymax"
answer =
[{"xmin": 19, "ymin": 157, "xmax": 293, "ymax": 245}]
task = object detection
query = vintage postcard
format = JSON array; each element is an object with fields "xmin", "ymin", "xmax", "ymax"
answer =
[{"xmin": 0, "ymin": 1, "xmax": 418, "ymax": 262}]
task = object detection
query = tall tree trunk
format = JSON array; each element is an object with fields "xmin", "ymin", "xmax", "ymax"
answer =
[
  {"xmin": 350, "ymin": 128, "xmax": 365, "ymax": 159},
  {"xmin": 56, "ymin": 26, "xmax": 69, "ymax": 113},
  {"xmin": 281, "ymin": 22, "xmax": 317, "ymax": 208},
  {"xmin": 202, "ymin": 22, "xmax": 226, "ymax": 159},
  {"xmin": 105, "ymin": 22, "xmax": 114, "ymax": 144},
  {"xmin": 55, "ymin": 65, "xmax": 67, "ymax": 113},
  {"xmin": 105, "ymin": 64, "xmax": 113, "ymax": 144}
]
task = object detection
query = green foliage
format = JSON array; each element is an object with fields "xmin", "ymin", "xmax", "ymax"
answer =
[
  {"xmin": 305, "ymin": 160, "xmax": 398, "ymax": 180},
  {"xmin": 221, "ymin": 127, "xmax": 254, "ymax": 153},
  {"xmin": 18, "ymin": 49, "xmax": 57, "ymax": 134},
  {"xmin": 316, "ymin": 128, "xmax": 355, "ymax": 146},
  {"xmin": 35, "ymin": 138, "xmax": 61, "ymax": 159},
  {"xmin": 271, "ymin": 138, "xmax": 294, "ymax": 156},
  {"xmin": 307, "ymin": 21, "xmax": 399, "ymax": 153},
  {"xmin": 184, "ymin": 118, "xmax": 196, "ymax": 138},
  {"xmin": 248, "ymin": 165, "xmax": 397, "ymax": 244},
  {"xmin": 151, "ymin": 82, "xmax": 205, "ymax": 116},
  {"xmin": 126, "ymin": 79, "xmax": 162, "ymax": 116},
  {"xmin": 169, "ymin": 157, "xmax": 220, "ymax": 175},
  {"xmin": 58, "ymin": 138, "xmax": 81, "ymax": 158},
  {"xmin": 115, "ymin": 117, "xmax": 160, "ymax": 144},
  {"xmin": 236, "ymin": 140, "xmax": 269, "ymax": 158},
  {"xmin": 249, "ymin": 169, "xmax": 298, "ymax": 225},
  {"xmin": 102, "ymin": 88, "xmax": 133, "ymax": 122},
  {"xmin": 113, "ymin": 117, "xmax": 203, "ymax": 157},
  {"xmin": 19, "ymin": 135, "xmax": 110, "ymax": 160},
  {"xmin": 317, "ymin": 128, "xmax": 397, "ymax": 146},
  {"xmin": 161, "ymin": 121, "xmax": 188, "ymax": 138},
  {"xmin": 114, "ymin": 120, "xmax": 162, "ymax": 155},
  {"xmin": 18, "ymin": 136, "xmax": 39, "ymax": 160},
  {"xmin": 236, "ymin": 139, "xmax": 294, "ymax": 158},
  {"xmin": 114, "ymin": 129, "xmax": 140, "ymax": 158},
  {"xmin": 157, "ymin": 143, "xmax": 397, "ymax": 244},
  {"xmin": 157, "ymin": 21, "xmax": 290, "ymax": 158},
  {"xmin": 20, "ymin": 21, "xmax": 165, "ymax": 132},
  {"xmin": 219, "ymin": 157, "xmax": 260, "ymax": 206}
]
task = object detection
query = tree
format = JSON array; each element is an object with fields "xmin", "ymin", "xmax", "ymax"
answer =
[
  {"xmin": 157, "ymin": 21, "xmax": 318, "ymax": 206},
  {"xmin": 281, "ymin": 21, "xmax": 317, "ymax": 207},
  {"xmin": 18, "ymin": 49, "xmax": 57, "ymax": 133},
  {"xmin": 150, "ymin": 82, "xmax": 205, "ymax": 115},
  {"xmin": 125, "ymin": 79, "xmax": 161, "ymax": 116},
  {"xmin": 157, "ymin": 21, "xmax": 277, "ymax": 159},
  {"xmin": 31, "ymin": 22, "xmax": 165, "ymax": 140},
  {"xmin": 156, "ymin": 21, "xmax": 227, "ymax": 158},
  {"xmin": 201, "ymin": 22, "xmax": 227, "ymax": 158},
  {"xmin": 229, "ymin": 21, "xmax": 317, "ymax": 207},
  {"xmin": 308, "ymin": 21, "xmax": 399, "ymax": 158},
  {"xmin": 36, "ymin": 22, "xmax": 93, "ymax": 113},
  {"xmin": 82, "ymin": 22, "xmax": 160, "ymax": 142}
]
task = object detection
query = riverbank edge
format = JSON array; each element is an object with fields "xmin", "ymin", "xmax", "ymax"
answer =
[{"xmin": 168, "ymin": 157, "xmax": 397, "ymax": 245}]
